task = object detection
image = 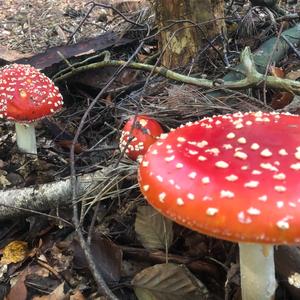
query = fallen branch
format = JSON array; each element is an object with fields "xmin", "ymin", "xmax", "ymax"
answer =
[
  {"xmin": 0, "ymin": 163, "xmax": 135, "ymax": 220},
  {"xmin": 54, "ymin": 46, "xmax": 300, "ymax": 95},
  {"xmin": 0, "ymin": 170, "xmax": 101, "ymax": 219}
]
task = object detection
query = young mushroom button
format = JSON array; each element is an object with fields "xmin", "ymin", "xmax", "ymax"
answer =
[
  {"xmin": 0, "ymin": 64, "xmax": 63, "ymax": 154},
  {"xmin": 138, "ymin": 111, "xmax": 300, "ymax": 300},
  {"xmin": 119, "ymin": 115, "xmax": 164, "ymax": 161}
]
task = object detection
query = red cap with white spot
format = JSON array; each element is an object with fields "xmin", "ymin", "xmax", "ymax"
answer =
[
  {"xmin": 138, "ymin": 111, "xmax": 300, "ymax": 244},
  {"xmin": 0, "ymin": 64, "xmax": 63, "ymax": 122},
  {"xmin": 120, "ymin": 115, "xmax": 164, "ymax": 161}
]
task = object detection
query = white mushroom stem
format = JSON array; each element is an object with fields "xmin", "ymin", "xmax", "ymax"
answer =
[
  {"xmin": 239, "ymin": 243, "xmax": 277, "ymax": 300},
  {"xmin": 15, "ymin": 123, "xmax": 37, "ymax": 155}
]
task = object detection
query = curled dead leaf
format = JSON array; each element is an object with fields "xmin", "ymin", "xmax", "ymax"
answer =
[
  {"xmin": 286, "ymin": 69, "xmax": 300, "ymax": 81},
  {"xmin": 270, "ymin": 66, "xmax": 285, "ymax": 78},
  {"xmin": 32, "ymin": 282, "xmax": 68, "ymax": 300},
  {"xmin": 271, "ymin": 92, "xmax": 294, "ymax": 109},
  {"xmin": 135, "ymin": 205, "xmax": 173, "ymax": 250},
  {"xmin": 269, "ymin": 66, "xmax": 294, "ymax": 109}
]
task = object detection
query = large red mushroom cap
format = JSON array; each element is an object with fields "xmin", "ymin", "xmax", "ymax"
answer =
[
  {"xmin": 139, "ymin": 112, "xmax": 300, "ymax": 244},
  {"xmin": 0, "ymin": 64, "xmax": 63, "ymax": 122},
  {"xmin": 120, "ymin": 115, "xmax": 164, "ymax": 161}
]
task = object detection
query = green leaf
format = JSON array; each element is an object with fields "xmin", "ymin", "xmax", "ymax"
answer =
[{"xmin": 135, "ymin": 205, "xmax": 173, "ymax": 250}]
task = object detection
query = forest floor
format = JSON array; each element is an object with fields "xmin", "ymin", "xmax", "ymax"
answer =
[
  {"xmin": 0, "ymin": 0, "xmax": 108, "ymax": 53},
  {"xmin": 0, "ymin": 0, "xmax": 299, "ymax": 300}
]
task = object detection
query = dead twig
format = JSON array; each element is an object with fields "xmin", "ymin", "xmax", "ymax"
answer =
[
  {"xmin": 66, "ymin": 1, "xmax": 146, "ymax": 45},
  {"xmin": 262, "ymin": 23, "xmax": 284, "ymax": 105},
  {"xmin": 121, "ymin": 245, "xmax": 225, "ymax": 282},
  {"xmin": 54, "ymin": 47, "xmax": 300, "ymax": 95},
  {"xmin": 0, "ymin": 203, "xmax": 73, "ymax": 226},
  {"xmin": 67, "ymin": 2, "xmax": 97, "ymax": 45},
  {"xmin": 281, "ymin": 34, "xmax": 300, "ymax": 59},
  {"xmin": 90, "ymin": 1, "xmax": 146, "ymax": 28}
]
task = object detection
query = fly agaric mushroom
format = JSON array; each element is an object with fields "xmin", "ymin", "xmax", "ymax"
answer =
[
  {"xmin": 119, "ymin": 115, "xmax": 163, "ymax": 161},
  {"xmin": 0, "ymin": 64, "xmax": 63, "ymax": 154},
  {"xmin": 138, "ymin": 111, "xmax": 300, "ymax": 300}
]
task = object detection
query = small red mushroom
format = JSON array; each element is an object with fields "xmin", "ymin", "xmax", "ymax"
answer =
[
  {"xmin": 0, "ymin": 64, "xmax": 63, "ymax": 154},
  {"xmin": 119, "ymin": 115, "xmax": 163, "ymax": 161},
  {"xmin": 138, "ymin": 111, "xmax": 300, "ymax": 300}
]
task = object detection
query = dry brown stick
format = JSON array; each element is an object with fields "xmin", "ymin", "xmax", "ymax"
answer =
[
  {"xmin": 262, "ymin": 23, "xmax": 284, "ymax": 105},
  {"xmin": 121, "ymin": 245, "xmax": 225, "ymax": 282},
  {"xmin": 90, "ymin": 1, "xmax": 146, "ymax": 28},
  {"xmin": 66, "ymin": 2, "xmax": 96, "ymax": 45}
]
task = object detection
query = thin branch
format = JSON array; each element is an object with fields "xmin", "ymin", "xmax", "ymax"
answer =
[
  {"xmin": 0, "ymin": 203, "xmax": 73, "ymax": 226},
  {"xmin": 262, "ymin": 23, "xmax": 284, "ymax": 105},
  {"xmin": 281, "ymin": 34, "xmax": 300, "ymax": 59},
  {"xmin": 67, "ymin": 2, "xmax": 97, "ymax": 45},
  {"xmin": 90, "ymin": 1, "xmax": 146, "ymax": 28},
  {"xmin": 54, "ymin": 47, "xmax": 300, "ymax": 95}
]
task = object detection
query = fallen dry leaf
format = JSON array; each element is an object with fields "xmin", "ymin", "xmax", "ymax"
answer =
[
  {"xmin": 135, "ymin": 205, "xmax": 173, "ymax": 250},
  {"xmin": 270, "ymin": 92, "xmax": 294, "ymax": 109},
  {"xmin": 55, "ymin": 140, "xmax": 85, "ymax": 154},
  {"xmin": 32, "ymin": 282, "xmax": 68, "ymax": 300},
  {"xmin": 70, "ymin": 289, "xmax": 86, "ymax": 300},
  {"xmin": 270, "ymin": 66, "xmax": 285, "ymax": 78},
  {"xmin": 72, "ymin": 235, "xmax": 122, "ymax": 283},
  {"xmin": 270, "ymin": 66, "xmax": 294, "ymax": 109},
  {"xmin": 286, "ymin": 69, "xmax": 300, "ymax": 81},
  {"xmin": 0, "ymin": 46, "xmax": 32, "ymax": 62},
  {"xmin": 113, "ymin": 0, "xmax": 147, "ymax": 13},
  {"xmin": 6, "ymin": 268, "xmax": 28, "ymax": 300},
  {"xmin": 132, "ymin": 263, "xmax": 209, "ymax": 300},
  {"xmin": 1, "ymin": 241, "xmax": 28, "ymax": 265}
]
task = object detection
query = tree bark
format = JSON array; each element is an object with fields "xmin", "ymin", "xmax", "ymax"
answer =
[{"xmin": 154, "ymin": 0, "xmax": 225, "ymax": 68}]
